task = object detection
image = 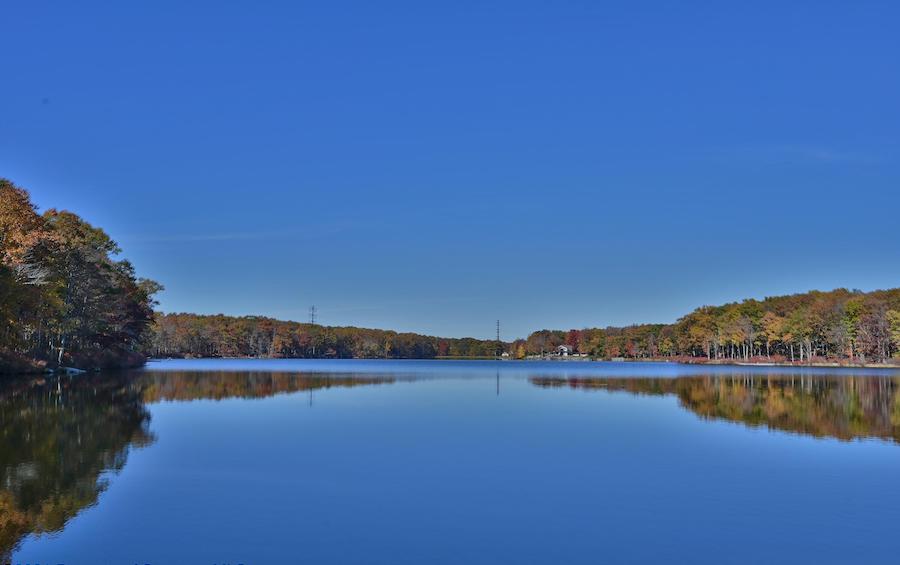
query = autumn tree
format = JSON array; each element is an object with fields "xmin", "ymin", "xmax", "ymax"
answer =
[{"xmin": 1, "ymin": 179, "xmax": 161, "ymax": 372}]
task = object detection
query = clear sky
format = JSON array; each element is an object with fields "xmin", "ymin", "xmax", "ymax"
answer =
[{"xmin": 2, "ymin": 1, "xmax": 898, "ymax": 340}]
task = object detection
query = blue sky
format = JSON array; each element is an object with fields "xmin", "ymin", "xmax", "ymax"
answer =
[{"xmin": 2, "ymin": 1, "xmax": 898, "ymax": 339}]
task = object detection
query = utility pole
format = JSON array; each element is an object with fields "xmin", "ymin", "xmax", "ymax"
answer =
[{"xmin": 309, "ymin": 305, "xmax": 318, "ymax": 358}]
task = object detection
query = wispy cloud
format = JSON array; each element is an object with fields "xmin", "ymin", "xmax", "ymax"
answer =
[
  {"xmin": 123, "ymin": 230, "xmax": 294, "ymax": 243},
  {"xmin": 707, "ymin": 143, "xmax": 880, "ymax": 164},
  {"xmin": 120, "ymin": 221, "xmax": 363, "ymax": 244},
  {"xmin": 769, "ymin": 145, "xmax": 875, "ymax": 163}
]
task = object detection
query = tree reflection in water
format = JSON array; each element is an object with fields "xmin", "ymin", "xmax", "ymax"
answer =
[
  {"xmin": 0, "ymin": 374, "xmax": 153, "ymax": 560},
  {"xmin": 137, "ymin": 371, "xmax": 394, "ymax": 403},
  {"xmin": 7, "ymin": 368, "xmax": 895, "ymax": 559},
  {"xmin": 531, "ymin": 374, "xmax": 900, "ymax": 443},
  {"xmin": 0, "ymin": 371, "xmax": 393, "ymax": 558}
]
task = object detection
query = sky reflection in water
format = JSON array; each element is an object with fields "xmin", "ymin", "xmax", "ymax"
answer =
[{"xmin": 4, "ymin": 360, "xmax": 900, "ymax": 564}]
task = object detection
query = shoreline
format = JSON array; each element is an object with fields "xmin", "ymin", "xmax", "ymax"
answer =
[
  {"xmin": 5, "ymin": 356, "xmax": 898, "ymax": 377},
  {"xmin": 149, "ymin": 356, "xmax": 900, "ymax": 370}
]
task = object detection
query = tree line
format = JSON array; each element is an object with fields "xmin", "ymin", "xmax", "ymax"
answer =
[
  {"xmin": 5, "ymin": 177, "xmax": 899, "ymax": 370},
  {"xmin": 151, "ymin": 313, "xmax": 504, "ymax": 360},
  {"xmin": 0, "ymin": 179, "xmax": 161, "ymax": 373},
  {"xmin": 522, "ymin": 288, "xmax": 900, "ymax": 364},
  {"xmin": 156, "ymin": 287, "xmax": 900, "ymax": 365}
]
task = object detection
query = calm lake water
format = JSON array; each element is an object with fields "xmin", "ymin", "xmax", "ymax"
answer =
[{"xmin": 4, "ymin": 359, "xmax": 900, "ymax": 564}]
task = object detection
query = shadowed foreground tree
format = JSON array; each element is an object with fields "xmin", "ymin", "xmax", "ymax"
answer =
[{"xmin": 0, "ymin": 179, "xmax": 161, "ymax": 373}]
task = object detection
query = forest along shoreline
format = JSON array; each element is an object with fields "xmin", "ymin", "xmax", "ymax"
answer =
[
  {"xmin": 3, "ymin": 177, "xmax": 900, "ymax": 375},
  {"xmin": 150, "ymin": 287, "xmax": 900, "ymax": 368}
]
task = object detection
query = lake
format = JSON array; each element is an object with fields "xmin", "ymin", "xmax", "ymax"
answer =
[{"xmin": 4, "ymin": 359, "xmax": 900, "ymax": 564}]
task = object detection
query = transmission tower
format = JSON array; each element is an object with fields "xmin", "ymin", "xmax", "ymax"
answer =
[{"xmin": 309, "ymin": 305, "xmax": 317, "ymax": 325}]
